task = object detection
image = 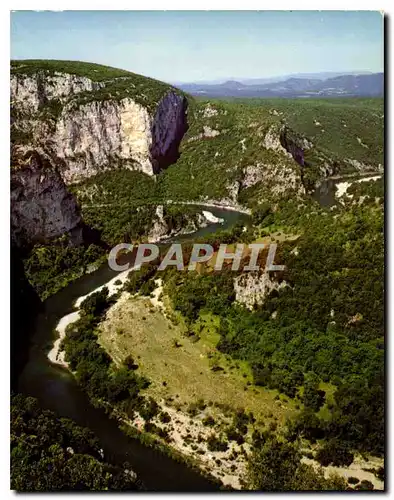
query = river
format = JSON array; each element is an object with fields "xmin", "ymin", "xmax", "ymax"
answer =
[
  {"xmin": 16, "ymin": 206, "xmax": 250, "ymax": 491},
  {"xmin": 311, "ymin": 173, "xmax": 382, "ymax": 207}
]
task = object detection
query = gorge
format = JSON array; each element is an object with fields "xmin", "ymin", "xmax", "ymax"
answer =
[{"xmin": 11, "ymin": 60, "xmax": 384, "ymax": 491}]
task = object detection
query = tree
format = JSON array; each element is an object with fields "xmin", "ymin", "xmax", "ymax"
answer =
[
  {"xmin": 11, "ymin": 394, "xmax": 141, "ymax": 491},
  {"xmin": 245, "ymin": 436, "xmax": 301, "ymax": 491},
  {"xmin": 302, "ymin": 373, "xmax": 326, "ymax": 412},
  {"xmin": 315, "ymin": 439, "xmax": 354, "ymax": 467},
  {"xmin": 245, "ymin": 434, "xmax": 346, "ymax": 491}
]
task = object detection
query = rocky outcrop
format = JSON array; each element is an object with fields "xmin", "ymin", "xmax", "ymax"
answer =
[
  {"xmin": 279, "ymin": 125, "xmax": 314, "ymax": 167},
  {"xmin": 241, "ymin": 161, "xmax": 305, "ymax": 197},
  {"xmin": 10, "ymin": 66, "xmax": 189, "ymax": 250},
  {"xmin": 234, "ymin": 271, "xmax": 287, "ymax": 310},
  {"xmin": 54, "ymin": 98, "xmax": 154, "ymax": 181},
  {"xmin": 187, "ymin": 126, "xmax": 221, "ymax": 143},
  {"xmin": 11, "ymin": 147, "xmax": 83, "ymax": 247},
  {"xmin": 11, "ymin": 72, "xmax": 188, "ymax": 183},
  {"xmin": 147, "ymin": 205, "xmax": 169, "ymax": 242},
  {"xmin": 344, "ymin": 158, "xmax": 384, "ymax": 174},
  {"xmin": 262, "ymin": 124, "xmax": 293, "ymax": 158},
  {"xmin": 147, "ymin": 205, "xmax": 210, "ymax": 242}
]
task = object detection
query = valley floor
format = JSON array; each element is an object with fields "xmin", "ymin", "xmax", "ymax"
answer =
[
  {"xmin": 96, "ymin": 280, "xmax": 384, "ymax": 490},
  {"xmin": 97, "ymin": 286, "xmax": 296, "ymax": 488}
]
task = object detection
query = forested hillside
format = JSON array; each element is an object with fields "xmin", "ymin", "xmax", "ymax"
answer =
[
  {"xmin": 160, "ymin": 178, "xmax": 384, "ymax": 457},
  {"xmin": 11, "ymin": 394, "xmax": 141, "ymax": 491}
]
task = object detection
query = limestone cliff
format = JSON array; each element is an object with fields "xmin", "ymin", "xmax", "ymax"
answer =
[
  {"xmin": 11, "ymin": 64, "xmax": 188, "ymax": 183},
  {"xmin": 10, "ymin": 61, "xmax": 189, "ymax": 247},
  {"xmin": 11, "ymin": 147, "xmax": 83, "ymax": 247}
]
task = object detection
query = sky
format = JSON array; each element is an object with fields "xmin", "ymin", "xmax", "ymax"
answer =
[{"xmin": 10, "ymin": 10, "xmax": 384, "ymax": 83}]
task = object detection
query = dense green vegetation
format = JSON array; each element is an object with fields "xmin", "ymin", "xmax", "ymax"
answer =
[
  {"xmin": 23, "ymin": 235, "xmax": 105, "ymax": 300},
  {"xmin": 13, "ymin": 64, "xmax": 383, "ymax": 304},
  {"xmin": 244, "ymin": 432, "xmax": 346, "ymax": 491},
  {"xmin": 71, "ymin": 169, "xmax": 158, "ymax": 206},
  {"xmin": 71, "ymin": 97, "xmax": 301, "ymax": 208},
  {"xmin": 160, "ymin": 192, "xmax": 384, "ymax": 458},
  {"xmin": 11, "ymin": 60, "xmax": 137, "ymax": 80},
  {"xmin": 11, "ymin": 393, "xmax": 141, "ymax": 491},
  {"xmin": 346, "ymin": 176, "xmax": 384, "ymax": 201},
  {"xmin": 208, "ymin": 97, "xmax": 384, "ymax": 168},
  {"xmin": 73, "ymin": 96, "xmax": 383, "ymax": 219},
  {"xmin": 158, "ymin": 99, "xmax": 299, "ymax": 203},
  {"xmin": 82, "ymin": 203, "xmax": 157, "ymax": 246},
  {"xmin": 71, "ymin": 170, "xmax": 212, "ymax": 246}
]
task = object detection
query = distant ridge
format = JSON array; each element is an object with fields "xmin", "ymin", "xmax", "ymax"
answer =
[
  {"xmin": 172, "ymin": 71, "xmax": 375, "ymax": 86},
  {"xmin": 177, "ymin": 72, "xmax": 383, "ymax": 98}
]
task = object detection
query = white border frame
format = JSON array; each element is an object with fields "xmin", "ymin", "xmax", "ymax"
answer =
[{"xmin": 3, "ymin": 3, "xmax": 390, "ymax": 498}]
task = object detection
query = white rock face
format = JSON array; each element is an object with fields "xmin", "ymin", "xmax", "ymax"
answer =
[
  {"xmin": 11, "ymin": 72, "xmax": 103, "ymax": 113},
  {"xmin": 242, "ymin": 163, "xmax": 304, "ymax": 196},
  {"xmin": 335, "ymin": 175, "xmax": 382, "ymax": 199},
  {"xmin": 187, "ymin": 125, "xmax": 220, "ymax": 143},
  {"xmin": 234, "ymin": 271, "xmax": 287, "ymax": 310},
  {"xmin": 345, "ymin": 158, "xmax": 380, "ymax": 173},
  {"xmin": 147, "ymin": 205, "xmax": 209, "ymax": 242},
  {"xmin": 148, "ymin": 205, "xmax": 169, "ymax": 242},
  {"xmin": 262, "ymin": 125, "xmax": 292, "ymax": 157},
  {"xmin": 242, "ymin": 165, "xmax": 265, "ymax": 189},
  {"xmin": 54, "ymin": 98, "xmax": 154, "ymax": 182},
  {"xmin": 11, "ymin": 73, "xmax": 187, "ymax": 183},
  {"xmin": 202, "ymin": 104, "xmax": 218, "ymax": 118}
]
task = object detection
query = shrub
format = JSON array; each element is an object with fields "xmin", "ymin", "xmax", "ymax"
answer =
[
  {"xmin": 123, "ymin": 355, "xmax": 138, "ymax": 370},
  {"xmin": 202, "ymin": 416, "xmax": 215, "ymax": 427},
  {"xmin": 226, "ymin": 427, "xmax": 245, "ymax": 445},
  {"xmin": 139, "ymin": 397, "xmax": 159, "ymax": 421},
  {"xmin": 356, "ymin": 480, "xmax": 374, "ymax": 490},
  {"xmin": 315, "ymin": 440, "xmax": 354, "ymax": 467},
  {"xmin": 159, "ymin": 412, "xmax": 171, "ymax": 424},
  {"xmin": 206, "ymin": 434, "xmax": 228, "ymax": 452}
]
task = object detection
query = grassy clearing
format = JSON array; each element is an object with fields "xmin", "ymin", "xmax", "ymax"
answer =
[
  {"xmin": 316, "ymin": 382, "xmax": 338, "ymax": 420},
  {"xmin": 98, "ymin": 293, "xmax": 297, "ymax": 425}
]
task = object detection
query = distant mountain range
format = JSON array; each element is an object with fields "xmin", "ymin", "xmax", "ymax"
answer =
[{"xmin": 177, "ymin": 72, "xmax": 384, "ymax": 98}]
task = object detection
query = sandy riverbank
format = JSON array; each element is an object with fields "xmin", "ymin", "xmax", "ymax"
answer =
[
  {"xmin": 48, "ymin": 267, "xmax": 134, "ymax": 368},
  {"xmin": 82, "ymin": 200, "xmax": 252, "ymax": 216},
  {"xmin": 335, "ymin": 175, "xmax": 382, "ymax": 198},
  {"xmin": 172, "ymin": 200, "xmax": 251, "ymax": 215},
  {"xmin": 47, "ymin": 311, "xmax": 80, "ymax": 368},
  {"xmin": 202, "ymin": 210, "xmax": 224, "ymax": 224}
]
